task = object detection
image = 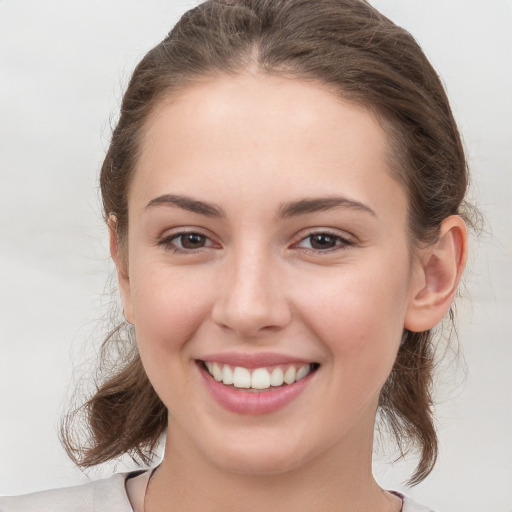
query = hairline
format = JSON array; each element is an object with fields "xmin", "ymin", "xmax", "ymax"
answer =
[{"xmin": 117, "ymin": 68, "xmax": 422, "ymax": 260}]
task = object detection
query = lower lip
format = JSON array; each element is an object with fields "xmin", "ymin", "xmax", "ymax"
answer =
[{"xmin": 199, "ymin": 363, "xmax": 315, "ymax": 415}]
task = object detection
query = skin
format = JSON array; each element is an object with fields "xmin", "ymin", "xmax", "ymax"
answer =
[{"xmin": 113, "ymin": 73, "xmax": 467, "ymax": 512}]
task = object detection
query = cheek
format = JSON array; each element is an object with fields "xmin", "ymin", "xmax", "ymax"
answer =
[
  {"xmin": 129, "ymin": 262, "xmax": 214, "ymax": 358},
  {"xmin": 295, "ymin": 261, "xmax": 410, "ymax": 379},
  {"xmin": 127, "ymin": 263, "xmax": 218, "ymax": 411}
]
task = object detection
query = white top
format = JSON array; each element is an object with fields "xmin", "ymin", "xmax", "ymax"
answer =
[{"xmin": 0, "ymin": 471, "xmax": 435, "ymax": 512}]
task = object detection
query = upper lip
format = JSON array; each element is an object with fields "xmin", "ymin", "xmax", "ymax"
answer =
[{"xmin": 198, "ymin": 352, "xmax": 316, "ymax": 369}]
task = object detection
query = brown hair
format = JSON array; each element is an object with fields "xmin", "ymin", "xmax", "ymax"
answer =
[{"xmin": 62, "ymin": 0, "xmax": 472, "ymax": 485}]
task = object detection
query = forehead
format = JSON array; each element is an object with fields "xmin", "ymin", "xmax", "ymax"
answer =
[{"xmin": 131, "ymin": 73, "xmax": 406, "ymax": 221}]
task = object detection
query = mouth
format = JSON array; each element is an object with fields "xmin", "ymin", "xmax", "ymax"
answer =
[{"xmin": 199, "ymin": 360, "xmax": 320, "ymax": 392}]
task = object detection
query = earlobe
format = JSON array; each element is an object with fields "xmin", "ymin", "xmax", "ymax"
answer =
[
  {"xmin": 405, "ymin": 215, "xmax": 468, "ymax": 332},
  {"xmin": 108, "ymin": 216, "xmax": 134, "ymax": 324}
]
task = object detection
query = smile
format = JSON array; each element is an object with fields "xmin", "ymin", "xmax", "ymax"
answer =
[
  {"xmin": 198, "ymin": 357, "xmax": 320, "ymax": 414},
  {"xmin": 202, "ymin": 361, "xmax": 319, "ymax": 391}
]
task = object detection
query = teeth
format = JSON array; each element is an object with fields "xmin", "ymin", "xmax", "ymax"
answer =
[
  {"xmin": 222, "ymin": 365, "xmax": 234, "ymax": 385},
  {"xmin": 204, "ymin": 362, "xmax": 315, "ymax": 390},
  {"xmin": 212, "ymin": 363, "xmax": 223, "ymax": 382},
  {"xmin": 233, "ymin": 367, "xmax": 251, "ymax": 388},
  {"xmin": 296, "ymin": 364, "xmax": 310, "ymax": 381},
  {"xmin": 283, "ymin": 366, "xmax": 296, "ymax": 385},
  {"xmin": 251, "ymin": 368, "xmax": 271, "ymax": 389},
  {"xmin": 270, "ymin": 367, "xmax": 284, "ymax": 386}
]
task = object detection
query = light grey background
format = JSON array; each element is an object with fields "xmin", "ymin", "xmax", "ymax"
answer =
[{"xmin": 1, "ymin": 1, "xmax": 511, "ymax": 510}]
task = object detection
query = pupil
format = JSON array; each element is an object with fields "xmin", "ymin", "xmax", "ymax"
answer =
[
  {"xmin": 311, "ymin": 234, "xmax": 335, "ymax": 249},
  {"xmin": 182, "ymin": 233, "xmax": 205, "ymax": 249}
]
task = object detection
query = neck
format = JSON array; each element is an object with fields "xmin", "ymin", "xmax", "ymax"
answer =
[{"xmin": 145, "ymin": 420, "xmax": 399, "ymax": 512}]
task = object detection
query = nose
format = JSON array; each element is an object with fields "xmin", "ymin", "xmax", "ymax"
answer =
[{"xmin": 211, "ymin": 248, "xmax": 292, "ymax": 338}]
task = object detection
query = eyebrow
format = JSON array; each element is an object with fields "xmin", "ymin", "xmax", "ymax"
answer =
[
  {"xmin": 277, "ymin": 197, "xmax": 376, "ymax": 218},
  {"xmin": 145, "ymin": 194, "xmax": 376, "ymax": 219},
  {"xmin": 145, "ymin": 194, "xmax": 225, "ymax": 217}
]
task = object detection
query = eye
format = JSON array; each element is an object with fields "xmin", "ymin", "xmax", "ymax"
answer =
[
  {"xmin": 295, "ymin": 232, "xmax": 353, "ymax": 251},
  {"xmin": 161, "ymin": 231, "xmax": 216, "ymax": 253},
  {"xmin": 175, "ymin": 233, "xmax": 207, "ymax": 249}
]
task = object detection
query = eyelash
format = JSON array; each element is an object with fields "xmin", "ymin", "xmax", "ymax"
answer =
[
  {"xmin": 293, "ymin": 231, "xmax": 355, "ymax": 253},
  {"xmin": 159, "ymin": 231, "xmax": 217, "ymax": 254},
  {"xmin": 159, "ymin": 230, "xmax": 354, "ymax": 255}
]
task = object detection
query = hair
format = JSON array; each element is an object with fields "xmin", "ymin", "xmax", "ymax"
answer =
[{"xmin": 61, "ymin": 0, "xmax": 473, "ymax": 485}]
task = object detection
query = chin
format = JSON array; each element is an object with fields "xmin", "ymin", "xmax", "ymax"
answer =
[
  {"xmin": 202, "ymin": 430, "xmax": 313, "ymax": 476},
  {"xmin": 214, "ymin": 449, "xmax": 305, "ymax": 476}
]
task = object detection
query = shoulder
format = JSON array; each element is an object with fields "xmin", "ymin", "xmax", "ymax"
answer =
[
  {"xmin": 0, "ymin": 472, "xmax": 135, "ymax": 512},
  {"xmin": 402, "ymin": 494, "xmax": 437, "ymax": 512}
]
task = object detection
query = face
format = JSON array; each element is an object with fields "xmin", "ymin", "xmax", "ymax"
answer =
[{"xmin": 117, "ymin": 74, "xmax": 426, "ymax": 475}]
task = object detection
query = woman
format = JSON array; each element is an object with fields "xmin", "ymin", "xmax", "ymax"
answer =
[{"xmin": 0, "ymin": 0, "xmax": 472, "ymax": 510}]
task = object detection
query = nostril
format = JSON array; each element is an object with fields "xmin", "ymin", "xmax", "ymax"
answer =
[{"xmin": 210, "ymin": 277, "xmax": 292, "ymax": 336}]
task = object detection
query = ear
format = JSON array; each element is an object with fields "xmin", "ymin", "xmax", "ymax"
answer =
[
  {"xmin": 108, "ymin": 216, "xmax": 134, "ymax": 324},
  {"xmin": 405, "ymin": 215, "xmax": 468, "ymax": 332}
]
